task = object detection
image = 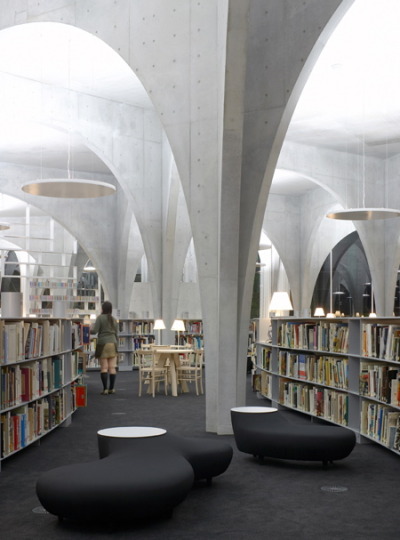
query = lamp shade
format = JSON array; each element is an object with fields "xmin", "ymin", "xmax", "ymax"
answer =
[
  {"xmin": 154, "ymin": 319, "xmax": 166, "ymax": 330},
  {"xmin": 21, "ymin": 179, "xmax": 116, "ymax": 198},
  {"xmin": 327, "ymin": 208, "xmax": 400, "ymax": 220},
  {"xmin": 84, "ymin": 260, "xmax": 96, "ymax": 271},
  {"xmin": 314, "ymin": 307, "xmax": 325, "ymax": 317},
  {"xmin": 171, "ymin": 319, "xmax": 185, "ymax": 332},
  {"xmin": 269, "ymin": 292, "xmax": 293, "ymax": 312}
]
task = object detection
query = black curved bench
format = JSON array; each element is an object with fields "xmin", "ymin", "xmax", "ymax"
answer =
[
  {"xmin": 36, "ymin": 426, "xmax": 233, "ymax": 523},
  {"xmin": 231, "ymin": 406, "xmax": 356, "ymax": 465},
  {"xmin": 97, "ymin": 430, "xmax": 233, "ymax": 485}
]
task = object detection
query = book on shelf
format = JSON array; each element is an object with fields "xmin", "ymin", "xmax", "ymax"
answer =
[
  {"xmin": 362, "ymin": 323, "xmax": 400, "ymax": 359},
  {"xmin": 252, "ymin": 371, "xmax": 271, "ymax": 397},
  {"xmin": 279, "ymin": 378, "xmax": 348, "ymax": 425},
  {"xmin": 0, "ymin": 322, "xmax": 25, "ymax": 364},
  {"xmin": 73, "ymin": 382, "xmax": 87, "ymax": 407},
  {"xmin": 361, "ymin": 400, "xmax": 400, "ymax": 447},
  {"xmin": 51, "ymin": 356, "xmax": 63, "ymax": 389},
  {"xmin": 277, "ymin": 321, "xmax": 349, "ymax": 353},
  {"xmin": 262, "ymin": 347, "xmax": 271, "ymax": 370},
  {"xmin": 298, "ymin": 354, "xmax": 307, "ymax": 380},
  {"xmin": 359, "ymin": 362, "xmax": 400, "ymax": 404},
  {"xmin": 82, "ymin": 324, "xmax": 91, "ymax": 344},
  {"xmin": 252, "ymin": 373, "xmax": 261, "ymax": 392},
  {"xmin": 71, "ymin": 322, "xmax": 82, "ymax": 350},
  {"xmin": 393, "ymin": 416, "xmax": 400, "ymax": 451},
  {"xmin": 390, "ymin": 372, "xmax": 400, "ymax": 406}
]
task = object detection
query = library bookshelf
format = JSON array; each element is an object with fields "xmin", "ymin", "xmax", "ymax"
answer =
[
  {"xmin": 118, "ymin": 319, "xmax": 155, "ymax": 370},
  {"xmin": 28, "ymin": 277, "xmax": 100, "ymax": 318},
  {"xmin": 175, "ymin": 320, "xmax": 203, "ymax": 349},
  {"xmin": 0, "ymin": 317, "xmax": 84, "ymax": 469},
  {"xmin": 255, "ymin": 317, "xmax": 400, "ymax": 456}
]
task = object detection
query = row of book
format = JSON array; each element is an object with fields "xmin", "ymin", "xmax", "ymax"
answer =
[
  {"xmin": 252, "ymin": 371, "xmax": 271, "ymax": 398},
  {"xmin": 0, "ymin": 390, "xmax": 68, "ymax": 458},
  {"xmin": 359, "ymin": 363, "xmax": 400, "ymax": 405},
  {"xmin": 0, "ymin": 320, "xmax": 69, "ymax": 365},
  {"xmin": 118, "ymin": 335, "xmax": 155, "ymax": 350},
  {"xmin": 362, "ymin": 323, "xmax": 400, "ymax": 361},
  {"xmin": 262, "ymin": 347, "xmax": 271, "ymax": 370},
  {"xmin": 184, "ymin": 321, "xmax": 203, "ymax": 334},
  {"xmin": 278, "ymin": 352, "xmax": 348, "ymax": 389},
  {"xmin": 178, "ymin": 335, "xmax": 204, "ymax": 349},
  {"xmin": 29, "ymin": 294, "xmax": 70, "ymax": 301},
  {"xmin": 71, "ymin": 322, "xmax": 84, "ymax": 350},
  {"xmin": 279, "ymin": 379, "xmax": 349, "ymax": 425},
  {"xmin": 118, "ymin": 320, "xmax": 155, "ymax": 335},
  {"xmin": 1, "ymin": 356, "xmax": 64, "ymax": 410},
  {"xmin": 361, "ymin": 400, "xmax": 400, "ymax": 451},
  {"xmin": 278, "ymin": 321, "xmax": 349, "ymax": 354},
  {"xmin": 29, "ymin": 294, "xmax": 100, "ymax": 302},
  {"xmin": 29, "ymin": 279, "xmax": 75, "ymax": 289}
]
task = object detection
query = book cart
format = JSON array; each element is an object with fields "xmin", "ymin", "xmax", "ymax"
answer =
[
  {"xmin": 255, "ymin": 317, "xmax": 400, "ymax": 455},
  {"xmin": 0, "ymin": 318, "xmax": 84, "ymax": 469}
]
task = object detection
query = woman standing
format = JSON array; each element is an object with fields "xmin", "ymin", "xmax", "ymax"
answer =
[{"xmin": 91, "ymin": 301, "xmax": 118, "ymax": 394}]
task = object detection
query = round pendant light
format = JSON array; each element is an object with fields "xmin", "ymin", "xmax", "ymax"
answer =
[
  {"xmin": 327, "ymin": 208, "xmax": 400, "ymax": 220},
  {"xmin": 21, "ymin": 179, "xmax": 116, "ymax": 198}
]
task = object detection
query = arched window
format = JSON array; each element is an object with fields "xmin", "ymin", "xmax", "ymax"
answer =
[{"xmin": 311, "ymin": 232, "xmax": 371, "ymax": 316}]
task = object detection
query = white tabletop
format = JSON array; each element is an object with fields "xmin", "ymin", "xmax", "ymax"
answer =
[
  {"xmin": 97, "ymin": 426, "xmax": 167, "ymax": 438},
  {"xmin": 154, "ymin": 348, "xmax": 193, "ymax": 353},
  {"xmin": 231, "ymin": 406, "xmax": 278, "ymax": 414}
]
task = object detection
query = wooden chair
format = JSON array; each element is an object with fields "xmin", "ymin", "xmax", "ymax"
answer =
[
  {"xmin": 138, "ymin": 350, "xmax": 168, "ymax": 397},
  {"xmin": 176, "ymin": 350, "xmax": 204, "ymax": 395}
]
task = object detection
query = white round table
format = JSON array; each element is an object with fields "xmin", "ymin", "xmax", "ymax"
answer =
[
  {"xmin": 97, "ymin": 426, "xmax": 167, "ymax": 438},
  {"xmin": 231, "ymin": 406, "xmax": 277, "ymax": 414}
]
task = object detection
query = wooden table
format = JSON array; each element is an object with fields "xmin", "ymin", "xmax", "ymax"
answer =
[{"xmin": 153, "ymin": 348, "xmax": 193, "ymax": 397}]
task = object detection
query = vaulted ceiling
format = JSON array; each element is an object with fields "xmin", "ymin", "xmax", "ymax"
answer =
[{"xmin": 0, "ymin": 1, "xmax": 398, "ymax": 199}]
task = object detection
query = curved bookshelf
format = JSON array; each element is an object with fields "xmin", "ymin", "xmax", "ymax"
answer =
[
  {"xmin": 0, "ymin": 318, "xmax": 83, "ymax": 469},
  {"xmin": 256, "ymin": 317, "xmax": 400, "ymax": 455}
]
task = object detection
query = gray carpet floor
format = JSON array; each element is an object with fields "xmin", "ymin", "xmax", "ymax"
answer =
[{"xmin": 1, "ymin": 369, "xmax": 400, "ymax": 539}]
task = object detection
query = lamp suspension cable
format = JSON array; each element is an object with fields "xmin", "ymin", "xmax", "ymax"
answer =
[{"xmin": 327, "ymin": 73, "xmax": 400, "ymax": 220}]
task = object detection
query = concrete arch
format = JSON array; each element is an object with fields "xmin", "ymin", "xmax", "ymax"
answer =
[
  {"xmin": 0, "ymin": 21, "xmax": 170, "ymax": 313},
  {"xmin": 274, "ymin": 168, "xmax": 349, "ymax": 204}
]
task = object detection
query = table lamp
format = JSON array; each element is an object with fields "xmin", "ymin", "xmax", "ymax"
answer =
[
  {"xmin": 153, "ymin": 319, "xmax": 166, "ymax": 345},
  {"xmin": 171, "ymin": 319, "xmax": 185, "ymax": 346},
  {"xmin": 269, "ymin": 292, "xmax": 293, "ymax": 317}
]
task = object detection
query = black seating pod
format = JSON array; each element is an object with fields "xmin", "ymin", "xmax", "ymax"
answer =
[
  {"xmin": 231, "ymin": 406, "xmax": 356, "ymax": 465},
  {"xmin": 36, "ymin": 426, "xmax": 233, "ymax": 523},
  {"xmin": 98, "ymin": 431, "xmax": 234, "ymax": 484},
  {"xmin": 36, "ymin": 449, "xmax": 193, "ymax": 521}
]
